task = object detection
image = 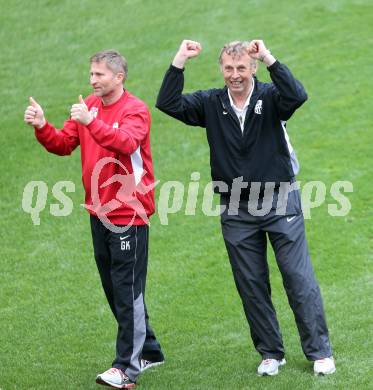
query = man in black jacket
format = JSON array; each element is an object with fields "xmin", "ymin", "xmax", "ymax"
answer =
[{"xmin": 156, "ymin": 39, "xmax": 335, "ymax": 376}]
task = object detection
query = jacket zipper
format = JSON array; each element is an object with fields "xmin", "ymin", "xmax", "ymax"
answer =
[{"xmin": 220, "ymin": 98, "xmax": 244, "ymax": 137}]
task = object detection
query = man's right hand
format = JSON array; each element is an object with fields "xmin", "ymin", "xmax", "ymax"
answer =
[
  {"xmin": 172, "ymin": 40, "xmax": 202, "ymax": 69},
  {"xmin": 24, "ymin": 97, "xmax": 46, "ymax": 129}
]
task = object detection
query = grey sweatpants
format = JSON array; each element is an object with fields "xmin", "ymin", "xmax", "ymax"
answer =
[{"xmin": 220, "ymin": 191, "xmax": 332, "ymax": 361}]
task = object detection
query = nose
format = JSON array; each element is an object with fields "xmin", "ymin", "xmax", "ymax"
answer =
[
  {"xmin": 90, "ymin": 75, "xmax": 97, "ymax": 85},
  {"xmin": 232, "ymin": 68, "xmax": 240, "ymax": 79}
]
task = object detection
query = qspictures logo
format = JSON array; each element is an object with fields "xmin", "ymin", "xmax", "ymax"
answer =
[
  {"xmin": 21, "ymin": 158, "xmax": 354, "ymax": 229},
  {"xmin": 83, "ymin": 156, "xmax": 156, "ymax": 233},
  {"xmin": 21, "ymin": 156, "xmax": 156, "ymax": 233}
]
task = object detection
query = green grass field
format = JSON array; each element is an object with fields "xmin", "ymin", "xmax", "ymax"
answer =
[{"xmin": 1, "ymin": 0, "xmax": 372, "ymax": 389}]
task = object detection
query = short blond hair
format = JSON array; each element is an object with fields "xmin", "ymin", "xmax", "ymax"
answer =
[
  {"xmin": 219, "ymin": 41, "xmax": 256, "ymax": 65},
  {"xmin": 90, "ymin": 50, "xmax": 128, "ymax": 79}
]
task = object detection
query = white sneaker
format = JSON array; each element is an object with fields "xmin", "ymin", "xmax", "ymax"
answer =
[
  {"xmin": 140, "ymin": 358, "xmax": 165, "ymax": 372},
  {"xmin": 96, "ymin": 367, "xmax": 136, "ymax": 388},
  {"xmin": 313, "ymin": 357, "xmax": 336, "ymax": 375},
  {"xmin": 257, "ymin": 358, "xmax": 286, "ymax": 376}
]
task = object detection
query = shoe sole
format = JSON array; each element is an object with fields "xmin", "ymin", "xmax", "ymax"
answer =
[
  {"xmin": 257, "ymin": 358, "xmax": 286, "ymax": 376},
  {"xmin": 258, "ymin": 369, "xmax": 279, "ymax": 377},
  {"xmin": 96, "ymin": 376, "xmax": 136, "ymax": 389},
  {"xmin": 141, "ymin": 360, "xmax": 165, "ymax": 372},
  {"xmin": 314, "ymin": 367, "xmax": 336, "ymax": 376}
]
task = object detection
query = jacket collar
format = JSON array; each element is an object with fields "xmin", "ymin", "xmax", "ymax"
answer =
[{"xmin": 219, "ymin": 76, "xmax": 262, "ymax": 114}]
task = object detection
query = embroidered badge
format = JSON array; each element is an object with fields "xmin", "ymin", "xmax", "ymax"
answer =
[
  {"xmin": 254, "ymin": 100, "xmax": 262, "ymax": 115},
  {"xmin": 90, "ymin": 107, "xmax": 98, "ymax": 118}
]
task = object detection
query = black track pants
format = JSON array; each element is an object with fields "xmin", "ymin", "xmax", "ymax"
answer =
[
  {"xmin": 220, "ymin": 197, "xmax": 332, "ymax": 361},
  {"xmin": 90, "ymin": 216, "xmax": 164, "ymax": 381}
]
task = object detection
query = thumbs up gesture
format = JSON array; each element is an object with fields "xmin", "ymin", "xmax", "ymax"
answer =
[
  {"xmin": 24, "ymin": 97, "xmax": 46, "ymax": 129},
  {"xmin": 70, "ymin": 95, "xmax": 93, "ymax": 125}
]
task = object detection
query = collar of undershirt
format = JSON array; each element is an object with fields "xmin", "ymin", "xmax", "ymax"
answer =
[{"xmin": 228, "ymin": 77, "xmax": 255, "ymax": 111}]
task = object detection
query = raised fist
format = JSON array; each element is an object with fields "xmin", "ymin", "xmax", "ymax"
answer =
[
  {"xmin": 247, "ymin": 40, "xmax": 270, "ymax": 61},
  {"xmin": 172, "ymin": 39, "xmax": 202, "ymax": 68}
]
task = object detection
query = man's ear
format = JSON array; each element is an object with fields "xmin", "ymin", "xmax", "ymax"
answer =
[
  {"xmin": 116, "ymin": 72, "xmax": 125, "ymax": 83},
  {"xmin": 251, "ymin": 61, "xmax": 258, "ymax": 75}
]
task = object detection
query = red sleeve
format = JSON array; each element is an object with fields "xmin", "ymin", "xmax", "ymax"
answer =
[
  {"xmin": 34, "ymin": 119, "xmax": 80, "ymax": 156},
  {"xmin": 86, "ymin": 109, "xmax": 150, "ymax": 155}
]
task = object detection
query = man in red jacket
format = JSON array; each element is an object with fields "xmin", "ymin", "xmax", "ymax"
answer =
[{"xmin": 24, "ymin": 50, "xmax": 164, "ymax": 389}]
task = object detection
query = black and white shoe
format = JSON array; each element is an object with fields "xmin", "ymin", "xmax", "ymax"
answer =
[{"xmin": 140, "ymin": 359, "xmax": 165, "ymax": 372}]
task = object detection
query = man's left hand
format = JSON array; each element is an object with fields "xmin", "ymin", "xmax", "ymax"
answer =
[
  {"xmin": 248, "ymin": 40, "xmax": 275, "ymax": 66},
  {"xmin": 247, "ymin": 40, "xmax": 269, "ymax": 60},
  {"xmin": 70, "ymin": 95, "xmax": 93, "ymax": 125}
]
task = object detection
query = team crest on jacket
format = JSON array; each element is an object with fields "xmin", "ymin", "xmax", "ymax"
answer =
[
  {"xmin": 90, "ymin": 107, "xmax": 98, "ymax": 118},
  {"xmin": 254, "ymin": 100, "xmax": 263, "ymax": 115}
]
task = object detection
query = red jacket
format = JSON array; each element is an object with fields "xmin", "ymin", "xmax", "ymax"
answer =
[{"xmin": 35, "ymin": 90, "xmax": 155, "ymax": 225}]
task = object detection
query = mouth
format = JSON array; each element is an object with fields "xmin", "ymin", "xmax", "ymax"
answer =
[
  {"xmin": 230, "ymin": 81, "xmax": 242, "ymax": 88},
  {"xmin": 92, "ymin": 87, "xmax": 102, "ymax": 94}
]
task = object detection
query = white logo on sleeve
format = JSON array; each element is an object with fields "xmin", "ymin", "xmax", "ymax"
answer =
[
  {"xmin": 254, "ymin": 100, "xmax": 262, "ymax": 115},
  {"xmin": 286, "ymin": 216, "xmax": 296, "ymax": 222},
  {"xmin": 113, "ymin": 122, "xmax": 119, "ymax": 129}
]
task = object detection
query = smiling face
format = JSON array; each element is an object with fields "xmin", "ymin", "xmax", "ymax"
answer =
[
  {"xmin": 220, "ymin": 52, "xmax": 257, "ymax": 99},
  {"xmin": 90, "ymin": 60, "xmax": 124, "ymax": 100}
]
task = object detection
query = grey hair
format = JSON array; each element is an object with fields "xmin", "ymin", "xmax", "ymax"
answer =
[
  {"xmin": 218, "ymin": 41, "xmax": 256, "ymax": 65},
  {"xmin": 90, "ymin": 50, "xmax": 128, "ymax": 79}
]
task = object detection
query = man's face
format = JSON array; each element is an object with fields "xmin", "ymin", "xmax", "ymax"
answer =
[
  {"xmin": 221, "ymin": 52, "xmax": 257, "ymax": 97},
  {"xmin": 90, "ymin": 61, "xmax": 123, "ymax": 98}
]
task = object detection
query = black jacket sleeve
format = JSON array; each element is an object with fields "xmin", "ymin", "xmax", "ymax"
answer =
[
  {"xmin": 156, "ymin": 65, "xmax": 206, "ymax": 127},
  {"xmin": 267, "ymin": 61, "xmax": 308, "ymax": 121}
]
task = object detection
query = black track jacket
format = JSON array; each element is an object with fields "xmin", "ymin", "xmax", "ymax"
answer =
[{"xmin": 156, "ymin": 61, "xmax": 307, "ymax": 197}]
